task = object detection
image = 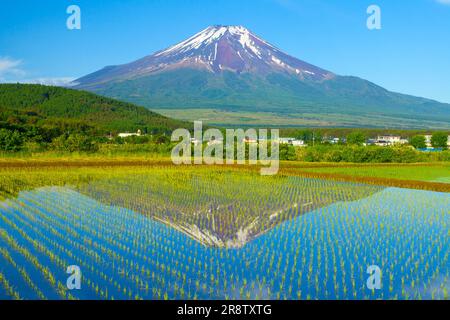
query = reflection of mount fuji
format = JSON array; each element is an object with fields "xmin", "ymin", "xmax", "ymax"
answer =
[{"xmin": 75, "ymin": 25, "xmax": 450, "ymax": 129}]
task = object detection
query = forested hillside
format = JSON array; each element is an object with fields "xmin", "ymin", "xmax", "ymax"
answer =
[{"xmin": 0, "ymin": 84, "xmax": 191, "ymax": 137}]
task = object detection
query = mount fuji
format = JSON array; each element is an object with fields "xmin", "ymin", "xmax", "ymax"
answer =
[{"xmin": 74, "ymin": 25, "xmax": 450, "ymax": 129}]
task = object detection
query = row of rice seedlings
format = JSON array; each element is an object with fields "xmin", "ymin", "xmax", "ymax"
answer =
[
  {"xmin": 0, "ymin": 166, "xmax": 447, "ymax": 300},
  {"xmin": 84, "ymin": 182, "xmax": 442, "ymax": 300},
  {"xmin": 16, "ymin": 188, "xmax": 203, "ymax": 299},
  {"xmin": 0, "ymin": 246, "xmax": 46, "ymax": 299},
  {"xmin": 281, "ymin": 167, "xmax": 450, "ymax": 193},
  {"xmin": 34, "ymin": 189, "xmax": 246, "ymax": 298},
  {"xmin": 76, "ymin": 168, "xmax": 381, "ymax": 245},
  {"xmin": 0, "ymin": 228, "xmax": 62, "ymax": 298},
  {"xmin": 2, "ymin": 193, "xmax": 144, "ymax": 300},
  {"xmin": 0, "ymin": 200, "xmax": 112, "ymax": 299},
  {"xmin": 0, "ymin": 271, "xmax": 21, "ymax": 300}
]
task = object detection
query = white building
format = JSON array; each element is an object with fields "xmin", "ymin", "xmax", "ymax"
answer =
[
  {"xmin": 424, "ymin": 135, "xmax": 432, "ymax": 148},
  {"xmin": 118, "ymin": 129, "xmax": 142, "ymax": 138},
  {"xmin": 279, "ymin": 138, "xmax": 296, "ymax": 144},
  {"xmin": 327, "ymin": 137, "xmax": 340, "ymax": 144},
  {"xmin": 278, "ymin": 138, "xmax": 305, "ymax": 146},
  {"xmin": 292, "ymin": 140, "xmax": 306, "ymax": 147},
  {"xmin": 375, "ymin": 135, "xmax": 407, "ymax": 146}
]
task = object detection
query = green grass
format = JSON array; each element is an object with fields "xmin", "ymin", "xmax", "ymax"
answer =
[
  {"xmin": 151, "ymin": 108, "xmax": 450, "ymax": 129},
  {"xmin": 433, "ymin": 176, "xmax": 450, "ymax": 183},
  {"xmin": 152, "ymin": 108, "xmax": 336, "ymax": 127},
  {"xmin": 291, "ymin": 163, "xmax": 450, "ymax": 182},
  {"xmin": 84, "ymin": 68, "xmax": 450, "ymax": 129}
]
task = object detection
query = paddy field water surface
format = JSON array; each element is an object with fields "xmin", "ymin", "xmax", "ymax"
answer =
[{"xmin": 0, "ymin": 177, "xmax": 448, "ymax": 300}]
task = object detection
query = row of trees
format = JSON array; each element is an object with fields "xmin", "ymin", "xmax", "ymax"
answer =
[
  {"xmin": 410, "ymin": 133, "xmax": 448, "ymax": 149},
  {"xmin": 0, "ymin": 128, "xmax": 97, "ymax": 152},
  {"xmin": 295, "ymin": 129, "xmax": 449, "ymax": 149},
  {"xmin": 1, "ymin": 126, "xmax": 449, "ymax": 162},
  {"xmin": 0, "ymin": 129, "xmax": 23, "ymax": 152},
  {"xmin": 296, "ymin": 145, "xmax": 450, "ymax": 163},
  {"xmin": 0, "ymin": 128, "xmax": 177, "ymax": 153}
]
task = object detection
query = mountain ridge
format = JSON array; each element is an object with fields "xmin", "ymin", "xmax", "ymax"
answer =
[
  {"xmin": 0, "ymin": 83, "xmax": 191, "ymax": 134},
  {"xmin": 74, "ymin": 25, "xmax": 450, "ymax": 129},
  {"xmin": 76, "ymin": 25, "xmax": 334, "ymax": 86}
]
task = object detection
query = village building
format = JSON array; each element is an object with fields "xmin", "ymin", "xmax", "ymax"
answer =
[
  {"xmin": 118, "ymin": 129, "xmax": 142, "ymax": 138},
  {"xmin": 327, "ymin": 137, "xmax": 340, "ymax": 144},
  {"xmin": 375, "ymin": 135, "xmax": 408, "ymax": 146},
  {"xmin": 424, "ymin": 135, "xmax": 432, "ymax": 148},
  {"xmin": 278, "ymin": 138, "xmax": 305, "ymax": 146},
  {"xmin": 292, "ymin": 140, "xmax": 306, "ymax": 147},
  {"xmin": 278, "ymin": 137, "xmax": 296, "ymax": 144}
]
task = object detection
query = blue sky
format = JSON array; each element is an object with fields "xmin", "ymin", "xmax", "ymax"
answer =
[{"xmin": 1, "ymin": 0, "xmax": 450, "ymax": 102}]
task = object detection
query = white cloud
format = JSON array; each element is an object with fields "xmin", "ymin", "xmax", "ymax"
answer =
[
  {"xmin": 22, "ymin": 77, "xmax": 76, "ymax": 87},
  {"xmin": 0, "ymin": 57, "xmax": 75, "ymax": 87},
  {"xmin": 0, "ymin": 57, "xmax": 24, "ymax": 76},
  {"xmin": 436, "ymin": 0, "xmax": 450, "ymax": 5},
  {"xmin": 0, "ymin": 77, "xmax": 77, "ymax": 87}
]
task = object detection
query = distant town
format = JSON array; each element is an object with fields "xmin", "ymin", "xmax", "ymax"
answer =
[{"xmin": 115, "ymin": 130, "xmax": 450, "ymax": 151}]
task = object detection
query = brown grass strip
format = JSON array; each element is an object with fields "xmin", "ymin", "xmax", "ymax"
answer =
[{"xmin": 0, "ymin": 159, "xmax": 174, "ymax": 168}]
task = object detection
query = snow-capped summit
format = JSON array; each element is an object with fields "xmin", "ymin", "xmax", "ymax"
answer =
[
  {"xmin": 76, "ymin": 25, "xmax": 333, "ymax": 86},
  {"xmin": 154, "ymin": 25, "xmax": 277, "ymax": 61}
]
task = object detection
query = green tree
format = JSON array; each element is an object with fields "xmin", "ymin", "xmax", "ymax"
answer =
[
  {"xmin": 154, "ymin": 134, "xmax": 170, "ymax": 145},
  {"xmin": 51, "ymin": 135, "xmax": 68, "ymax": 151},
  {"xmin": 295, "ymin": 130, "xmax": 322, "ymax": 145},
  {"xmin": 431, "ymin": 132, "xmax": 449, "ymax": 149},
  {"xmin": 66, "ymin": 134, "xmax": 98, "ymax": 152},
  {"xmin": 410, "ymin": 135, "xmax": 426, "ymax": 149},
  {"xmin": 0, "ymin": 129, "xmax": 23, "ymax": 151},
  {"xmin": 51, "ymin": 134, "xmax": 98, "ymax": 152},
  {"xmin": 279, "ymin": 144, "xmax": 297, "ymax": 161},
  {"xmin": 347, "ymin": 131, "xmax": 367, "ymax": 146}
]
